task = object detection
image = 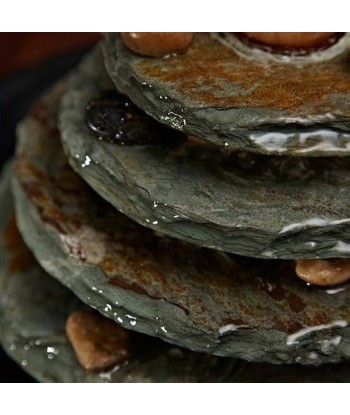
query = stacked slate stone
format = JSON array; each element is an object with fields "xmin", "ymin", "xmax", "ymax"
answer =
[{"xmin": 2, "ymin": 33, "xmax": 350, "ymax": 382}]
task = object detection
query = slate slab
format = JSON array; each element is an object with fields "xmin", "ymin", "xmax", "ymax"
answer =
[
  {"xmin": 103, "ymin": 33, "xmax": 350, "ymax": 157},
  {"xmin": 60, "ymin": 49, "xmax": 350, "ymax": 260},
  {"xmin": 0, "ymin": 164, "xmax": 238, "ymax": 383}
]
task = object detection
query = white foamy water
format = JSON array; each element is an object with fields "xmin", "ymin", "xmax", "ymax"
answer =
[{"xmin": 286, "ymin": 320, "xmax": 347, "ymax": 346}]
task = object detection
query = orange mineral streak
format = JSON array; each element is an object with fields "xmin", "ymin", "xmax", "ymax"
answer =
[
  {"xmin": 2, "ymin": 215, "xmax": 36, "ymax": 275},
  {"xmin": 121, "ymin": 32, "xmax": 193, "ymax": 57},
  {"xmin": 242, "ymin": 32, "xmax": 337, "ymax": 49}
]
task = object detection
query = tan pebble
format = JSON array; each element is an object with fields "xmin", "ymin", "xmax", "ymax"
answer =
[
  {"xmin": 121, "ymin": 32, "xmax": 193, "ymax": 57},
  {"xmin": 295, "ymin": 259, "xmax": 350, "ymax": 286},
  {"xmin": 242, "ymin": 33, "xmax": 337, "ymax": 49},
  {"xmin": 66, "ymin": 309, "xmax": 133, "ymax": 372}
]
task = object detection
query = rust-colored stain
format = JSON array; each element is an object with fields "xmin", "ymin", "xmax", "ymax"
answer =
[
  {"xmin": 136, "ymin": 34, "xmax": 350, "ymax": 115},
  {"xmin": 2, "ymin": 215, "xmax": 36, "ymax": 275}
]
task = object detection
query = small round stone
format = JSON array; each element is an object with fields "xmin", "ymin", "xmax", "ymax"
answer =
[
  {"xmin": 66, "ymin": 309, "xmax": 133, "ymax": 372},
  {"xmin": 85, "ymin": 90, "xmax": 183, "ymax": 145},
  {"xmin": 121, "ymin": 32, "xmax": 193, "ymax": 57},
  {"xmin": 295, "ymin": 259, "xmax": 350, "ymax": 286},
  {"xmin": 241, "ymin": 32, "xmax": 338, "ymax": 50}
]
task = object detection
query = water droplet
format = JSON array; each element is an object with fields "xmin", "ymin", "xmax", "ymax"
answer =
[
  {"xmin": 9, "ymin": 344, "xmax": 16, "ymax": 352},
  {"xmin": 152, "ymin": 220, "xmax": 158, "ymax": 225},
  {"xmin": 160, "ymin": 110, "xmax": 186, "ymax": 130},
  {"xmin": 160, "ymin": 326, "xmax": 168, "ymax": 333},
  {"xmin": 117, "ymin": 317, "xmax": 123, "ymax": 324},
  {"xmin": 23, "ymin": 344, "xmax": 31, "ymax": 351},
  {"xmin": 47, "ymin": 346, "xmax": 59, "ymax": 355},
  {"xmin": 21, "ymin": 360, "xmax": 28, "ymax": 367},
  {"xmin": 34, "ymin": 339, "xmax": 41, "ymax": 346},
  {"xmin": 130, "ymin": 321, "xmax": 137, "ymax": 326},
  {"xmin": 47, "ymin": 354, "xmax": 54, "ymax": 360},
  {"xmin": 98, "ymin": 289, "xmax": 103, "ymax": 294},
  {"xmin": 104, "ymin": 304, "xmax": 112, "ymax": 312},
  {"xmin": 81, "ymin": 155, "xmax": 92, "ymax": 168}
]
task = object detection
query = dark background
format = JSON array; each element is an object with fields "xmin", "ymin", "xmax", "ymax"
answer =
[{"xmin": 0, "ymin": 33, "xmax": 99, "ymax": 382}]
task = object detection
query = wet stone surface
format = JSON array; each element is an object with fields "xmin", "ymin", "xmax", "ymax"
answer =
[
  {"xmin": 12, "ymin": 76, "xmax": 350, "ymax": 364},
  {"xmin": 61, "ymin": 49, "xmax": 350, "ymax": 260},
  {"xmin": 103, "ymin": 33, "xmax": 350, "ymax": 157},
  {"xmin": 0, "ymin": 164, "xmax": 240, "ymax": 382}
]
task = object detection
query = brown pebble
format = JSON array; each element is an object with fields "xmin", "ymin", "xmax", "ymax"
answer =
[
  {"xmin": 66, "ymin": 309, "xmax": 133, "ymax": 372},
  {"xmin": 295, "ymin": 259, "xmax": 350, "ymax": 286},
  {"xmin": 242, "ymin": 33, "xmax": 337, "ymax": 49},
  {"xmin": 121, "ymin": 32, "xmax": 193, "ymax": 57}
]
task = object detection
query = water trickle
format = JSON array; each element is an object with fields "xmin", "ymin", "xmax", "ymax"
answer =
[
  {"xmin": 319, "ymin": 335, "xmax": 342, "ymax": 354},
  {"xmin": 286, "ymin": 320, "xmax": 347, "ymax": 346},
  {"xmin": 326, "ymin": 286, "xmax": 347, "ymax": 295},
  {"xmin": 99, "ymin": 364, "xmax": 121, "ymax": 381},
  {"xmin": 219, "ymin": 323, "xmax": 247, "ymax": 335}
]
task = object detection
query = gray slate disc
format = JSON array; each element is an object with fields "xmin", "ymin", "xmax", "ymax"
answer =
[
  {"xmin": 2, "ymin": 168, "xmax": 350, "ymax": 382},
  {"xmin": 0, "ymin": 164, "xmax": 238, "ymax": 383},
  {"xmin": 61, "ymin": 49, "xmax": 350, "ymax": 260},
  {"xmin": 13, "ymin": 78, "xmax": 350, "ymax": 365},
  {"xmin": 102, "ymin": 33, "xmax": 350, "ymax": 157}
]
